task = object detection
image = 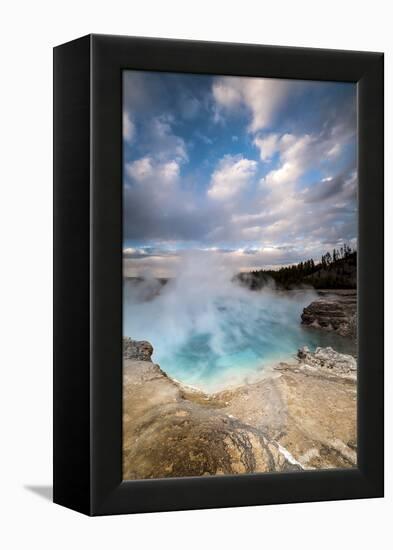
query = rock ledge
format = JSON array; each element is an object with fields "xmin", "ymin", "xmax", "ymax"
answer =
[
  {"xmin": 301, "ymin": 291, "xmax": 356, "ymax": 338},
  {"xmin": 123, "ymin": 338, "xmax": 357, "ymax": 478},
  {"xmin": 296, "ymin": 346, "xmax": 357, "ymax": 380}
]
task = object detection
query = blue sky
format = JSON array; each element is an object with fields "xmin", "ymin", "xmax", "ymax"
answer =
[{"xmin": 123, "ymin": 70, "xmax": 357, "ymax": 277}]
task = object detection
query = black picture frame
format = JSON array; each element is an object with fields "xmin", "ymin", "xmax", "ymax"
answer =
[{"xmin": 53, "ymin": 34, "xmax": 384, "ymax": 516}]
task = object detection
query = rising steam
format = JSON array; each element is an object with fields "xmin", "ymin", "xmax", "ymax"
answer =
[{"xmin": 124, "ymin": 251, "xmax": 328, "ymax": 391}]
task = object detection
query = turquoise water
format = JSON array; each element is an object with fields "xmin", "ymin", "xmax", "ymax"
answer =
[{"xmin": 123, "ymin": 278, "xmax": 355, "ymax": 392}]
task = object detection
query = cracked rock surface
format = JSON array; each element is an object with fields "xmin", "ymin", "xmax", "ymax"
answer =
[
  {"xmin": 123, "ymin": 339, "xmax": 357, "ymax": 479},
  {"xmin": 301, "ymin": 290, "xmax": 357, "ymax": 338}
]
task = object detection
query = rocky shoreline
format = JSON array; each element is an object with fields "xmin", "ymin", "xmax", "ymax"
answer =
[
  {"xmin": 123, "ymin": 333, "xmax": 357, "ymax": 479},
  {"xmin": 301, "ymin": 289, "xmax": 357, "ymax": 338}
]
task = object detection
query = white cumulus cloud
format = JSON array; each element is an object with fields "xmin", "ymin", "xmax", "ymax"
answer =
[
  {"xmin": 208, "ymin": 155, "xmax": 257, "ymax": 201},
  {"xmin": 254, "ymin": 133, "xmax": 280, "ymax": 161},
  {"xmin": 123, "ymin": 111, "xmax": 135, "ymax": 143},
  {"xmin": 126, "ymin": 156, "xmax": 180, "ymax": 186},
  {"xmin": 212, "ymin": 76, "xmax": 296, "ymax": 133},
  {"xmin": 148, "ymin": 115, "xmax": 188, "ymax": 163}
]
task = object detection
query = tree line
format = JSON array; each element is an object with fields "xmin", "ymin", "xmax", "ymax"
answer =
[
  {"xmin": 237, "ymin": 243, "xmax": 357, "ymax": 290},
  {"xmin": 320, "ymin": 243, "xmax": 354, "ymax": 269}
]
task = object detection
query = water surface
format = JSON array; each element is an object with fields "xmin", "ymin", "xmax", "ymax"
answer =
[{"xmin": 123, "ymin": 278, "xmax": 355, "ymax": 392}]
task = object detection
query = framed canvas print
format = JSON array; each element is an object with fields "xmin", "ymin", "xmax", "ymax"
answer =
[{"xmin": 53, "ymin": 34, "xmax": 384, "ymax": 515}]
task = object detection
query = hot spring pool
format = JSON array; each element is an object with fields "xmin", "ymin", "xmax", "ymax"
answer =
[{"xmin": 123, "ymin": 277, "xmax": 355, "ymax": 392}]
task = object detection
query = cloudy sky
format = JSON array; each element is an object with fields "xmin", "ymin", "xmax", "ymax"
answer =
[{"xmin": 123, "ymin": 70, "xmax": 357, "ymax": 277}]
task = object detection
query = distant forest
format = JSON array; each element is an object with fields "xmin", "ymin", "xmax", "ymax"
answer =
[{"xmin": 237, "ymin": 243, "xmax": 357, "ymax": 290}]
